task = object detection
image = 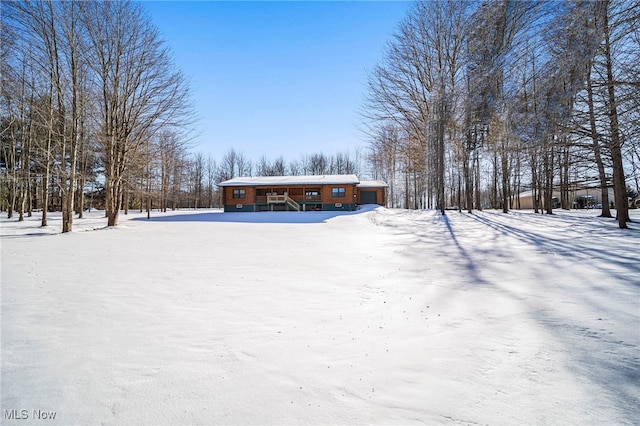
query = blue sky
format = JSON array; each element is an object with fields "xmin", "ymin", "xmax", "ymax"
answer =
[{"xmin": 141, "ymin": 1, "xmax": 411, "ymax": 161}]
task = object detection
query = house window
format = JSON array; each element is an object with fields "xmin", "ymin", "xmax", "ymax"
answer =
[
  {"xmin": 332, "ymin": 187, "xmax": 346, "ymax": 198},
  {"xmin": 232, "ymin": 189, "xmax": 246, "ymax": 199},
  {"xmin": 305, "ymin": 190, "xmax": 319, "ymax": 198}
]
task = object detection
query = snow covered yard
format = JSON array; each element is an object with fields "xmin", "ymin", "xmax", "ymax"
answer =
[{"xmin": 1, "ymin": 207, "xmax": 639, "ymax": 425}]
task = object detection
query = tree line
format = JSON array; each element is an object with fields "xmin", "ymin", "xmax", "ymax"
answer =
[
  {"xmin": 1, "ymin": 0, "xmax": 193, "ymax": 231},
  {"xmin": 362, "ymin": 0, "xmax": 639, "ymax": 229},
  {"xmin": 3, "ymin": 0, "xmax": 638, "ymax": 231}
]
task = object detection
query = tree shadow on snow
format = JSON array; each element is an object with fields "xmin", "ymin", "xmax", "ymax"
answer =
[
  {"xmin": 456, "ymin": 211, "xmax": 640, "ymax": 410},
  {"xmin": 440, "ymin": 214, "xmax": 486, "ymax": 286},
  {"xmin": 0, "ymin": 231, "xmax": 52, "ymax": 240},
  {"xmin": 374, "ymin": 208, "xmax": 639, "ymax": 418},
  {"xmin": 465, "ymin": 212, "xmax": 640, "ymax": 286},
  {"xmin": 379, "ymin": 209, "xmax": 640, "ymax": 416},
  {"xmin": 133, "ymin": 205, "xmax": 379, "ymax": 224}
]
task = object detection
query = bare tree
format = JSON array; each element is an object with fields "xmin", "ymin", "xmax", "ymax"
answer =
[
  {"xmin": 308, "ymin": 153, "xmax": 329, "ymax": 175},
  {"xmin": 191, "ymin": 152, "xmax": 205, "ymax": 208},
  {"xmin": 206, "ymin": 154, "xmax": 217, "ymax": 208},
  {"xmin": 600, "ymin": 0, "xmax": 631, "ymax": 227},
  {"xmin": 4, "ymin": 1, "xmax": 67, "ymax": 226},
  {"xmin": 80, "ymin": 0, "xmax": 192, "ymax": 226},
  {"xmin": 363, "ymin": 0, "xmax": 470, "ymax": 213},
  {"xmin": 217, "ymin": 148, "xmax": 238, "ymax": 182}
]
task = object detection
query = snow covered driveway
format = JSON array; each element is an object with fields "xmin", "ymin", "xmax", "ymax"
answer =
[{"xmin": 2, "ymin": 208, "xmax": 639, "ymax": 425}]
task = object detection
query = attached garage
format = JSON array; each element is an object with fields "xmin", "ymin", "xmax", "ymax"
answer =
[{"xmin": 356, "ymin": 181, "xmax": 388, "ymax": 206}]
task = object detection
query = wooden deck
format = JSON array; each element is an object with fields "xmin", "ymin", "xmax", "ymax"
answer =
[{"xmin": 266, "ymin": 195, "xmax": 300, "ymax": 211}]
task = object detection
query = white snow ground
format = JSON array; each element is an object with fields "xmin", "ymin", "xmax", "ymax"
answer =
[{"xmin": 1, "ymin": 206, "xmax": 639, "ymax": 425}]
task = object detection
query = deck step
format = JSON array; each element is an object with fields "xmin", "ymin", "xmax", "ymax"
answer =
[{"xmin": 266, "ymin": 195, "xmax": 300, "ymax": 211}]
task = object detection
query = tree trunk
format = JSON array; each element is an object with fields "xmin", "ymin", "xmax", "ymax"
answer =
[
  {"xmin": 585, "ymin": 66, "xmax": 612, "ymax": 217},
  {"xmin": 474, "ymin": 145, "xmax": 482, "ymax": 211},
  {"xmin": 464, "ymin": 129, "xmax": 474, "ymax": 213},
  {"xmin": 603, "ymin": 2, "xmax": 629, "ymax": 228},
  {"xmin": 544, "ymin": 139, "xmax": 554, "ymax": 215},
  {"xmin": 41, "ymin": 126, "xmax": 52, "ymax": 227},
  {"xmin": 500, "ymin": 135, "xmax": 509, "ymax": 214}
]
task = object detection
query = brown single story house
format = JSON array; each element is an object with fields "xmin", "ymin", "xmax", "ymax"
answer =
[{"xmin": 218, "ymin": 175, "xmax": 388, "ymax": 212}]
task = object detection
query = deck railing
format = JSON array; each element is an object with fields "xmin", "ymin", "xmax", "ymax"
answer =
[
  {"xmin": 258, "ymin": 194, "xmax": 321, "ymax": 203},
  {"xmin": 266, "ymin": 195, "xmax": 300, "ymax": 211}
]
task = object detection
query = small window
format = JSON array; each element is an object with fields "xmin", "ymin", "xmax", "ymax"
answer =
[
  {"xmin": 332, "ymin": 187, "xmax": 345, "ymax": 198},
  {"xmin": 232, "ymin": 189, "xmax": 246, "ymax": 199},
  {"xmin": 305, "ymin": 190, "xmax": 319, "ymax": 198}
]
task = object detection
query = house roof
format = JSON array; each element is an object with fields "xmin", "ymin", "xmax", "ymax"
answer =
[
  {"xmin": 357, "ymin": 180, "xmax": 389, "ymax": 188},
  {"xmin": 218, "ymin": 174, "xmax": 360, "ymax": 187}
]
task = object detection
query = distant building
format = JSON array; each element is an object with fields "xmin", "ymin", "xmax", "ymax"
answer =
[
  {"xmin": 515, "ymin": 187, "xmax": 615, "ymax": 209},
  {"xmin": 218, "ymin": 175, "xmax": 388, "ymax": 212}
]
